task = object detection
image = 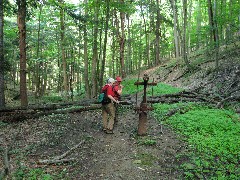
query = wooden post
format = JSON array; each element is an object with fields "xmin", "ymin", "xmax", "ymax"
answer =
[{"xmin": 134, "ymin": 74, "xmax": 157, "ymax": 135}]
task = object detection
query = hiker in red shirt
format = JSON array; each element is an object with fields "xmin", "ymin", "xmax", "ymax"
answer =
[
  {"xmin": 101, "ymin": 78, "xmax": 119, "ymax": 134},
  {"xmin": 113, "ymin": 76, "xmax": 124, "ymax": 123}
]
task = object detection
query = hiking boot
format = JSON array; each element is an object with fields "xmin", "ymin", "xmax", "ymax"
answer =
[{"xmin": 106, "ymin": 130, "xmax": 114, "ymax": 134}]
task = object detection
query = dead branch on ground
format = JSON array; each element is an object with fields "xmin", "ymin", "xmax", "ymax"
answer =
[{"xmin": 38, "ymin": 140, "xmax": 85, "ymax": 165}]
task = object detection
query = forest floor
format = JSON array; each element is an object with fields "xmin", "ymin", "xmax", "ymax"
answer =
[
  {"xmin": 1, "ymin": 107, "xmax": 189, "ymax": 179},
  {"xmin": 1, "ymin": 66, "xmax": 191, "ymax": 180}
]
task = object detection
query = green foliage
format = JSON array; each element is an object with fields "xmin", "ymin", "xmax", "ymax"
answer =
[
  {"xmin": 149, "ymin": 82, "xmax": 182, "ymax": 96},
  {"xmin": 13, "ymin": 166, "xmax": 63, "ymax": 180},
  {"xmin": 137, "ymin": 137, "xmax": 157, "ymax": 146},
  {"xmin": 121, "ymin": 78, "xmax": 182, "ymax": 96},
  {"xmin": 121, "ymin": 78, "xmax": 143, "ymax": 95},
  {"xmin": 41, "ymin": 95, "xmax": 63, "ymax": 103},
  {"xmin": 153, "ymin": 103, "xmax": 240, "ymax": 179}
]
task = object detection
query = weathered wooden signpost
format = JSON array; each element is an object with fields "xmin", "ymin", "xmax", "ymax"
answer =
[{"xmin": 134, "ymin": 74, "xmax": 157, "ymax": 136}]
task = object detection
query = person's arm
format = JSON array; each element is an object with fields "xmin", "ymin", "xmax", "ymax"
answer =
[
  {"xmin": 108, "ymin": 94, "xmax": 119, "ymax": 103},
  {"xmin": 115, "ymin": 85, "xmax": 123, "ymax": 95},
  {"xmin": 107, "ymin": 85, "xmax": 119, "ymax": 103}
]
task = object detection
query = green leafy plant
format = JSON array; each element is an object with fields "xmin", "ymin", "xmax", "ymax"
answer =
[
  {"xmin": 154, "ymin": 103, "xmax": 240, "ymax": 179},
  {"xmin": 149, "ymin": 82, "xmax": 182, "ymax": 96},
  {"xmin": 137, "ymin": 137, "xmax": 157, "ymax": 146}
]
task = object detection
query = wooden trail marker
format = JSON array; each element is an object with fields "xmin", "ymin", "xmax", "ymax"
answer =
[{"xmin": 134, "ymin": 74, "xmax": 157, "ymax": 136}]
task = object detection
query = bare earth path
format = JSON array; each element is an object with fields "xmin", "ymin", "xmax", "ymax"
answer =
[{"xmin": 1, "ymin": 105, "xmax": 188, "ymax": 179}]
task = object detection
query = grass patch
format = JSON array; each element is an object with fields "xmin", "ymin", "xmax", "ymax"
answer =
[
  {"xmin": 153, "ymin": 103, "xmax": 240, "ymax": 179},
  {"xmin": 121, "ymin": 78, "xmax": 143, "ymax": 95},
  {"xmin": 149, "ymin": 82, "xmax": 182, "ymax": 96},
  {"xmin": 137, "ymin": 136, "xmax": 157, "ymax": 146},
  {"xmin": 122, "ymin": 78, "xmax": 182, "ymax": 96}
]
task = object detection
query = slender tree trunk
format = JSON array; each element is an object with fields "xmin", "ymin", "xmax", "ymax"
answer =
[
  {"xmin": 170, "ymin": 0, "xmax": 180, "ymax": 58},
  {"xmin": 213, "ymin": 0, "xmax": 219, "ymax": 69},
  {"xmin": 84, "ymin": 0, "xmax": 90, "ymax": 98},
  {"xmin": 17, "ymin": 0, "xmax": 28, "ymax": 107},
  {"xmin": 208, "ymin": 0, "xmax": 219, "ymax": 68},
  {"xmin": 155, "ymin": 0, "xmax": 161, "ymax": 65},
  {"xmin": 59, "ymin": 0, "xmax": 69, "ymax": 96},
  {"xmin": 182, "ymin": 0, "xmax": 191, "ymax": 69},
  {"xmin": 0, "ymin": 0, "xmax": 5, "ymax": 108},
  {"xmin": 126, "ymin": 14, "xmax": 132, "ymax": 74},
  {"xmin": 114, "ymin": 9, "xmax": 120, "ymax": 75},
  {"xmin": 35, "ymin": 5, "xmax": 42, "ymax": 98},
  {"xmin": 91, "ymin": 0, "xmax": 99, "ymax": 97},
  {"xmin": 187, "ymin": 0, "xmax": 193, "ymax": 54},
  {"xmin": 208, "ymin": 0, "xmax": 216, "ymax": 45},
  {"xmin": 77, "ymin": 19, "xmax": 82, "ymax": 94},
  {"xmin": 100, "ymin": 0, "xmax": 110, "ymax": 89},
  {"xmin": 196, "ymin": 0, "xmax": 201, "ymax": 49},
  {"xmin": 119, "ymin": 0, "xmax": 126, "ymax": 78},
  {"xmin": 140, "ymin": 1, "xmax": 150, "ymax": 67}
]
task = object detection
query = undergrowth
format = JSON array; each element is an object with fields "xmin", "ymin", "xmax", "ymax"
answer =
[{"xmin": 153, "ymin": 103, "xmax": 240, "ymax": 179}]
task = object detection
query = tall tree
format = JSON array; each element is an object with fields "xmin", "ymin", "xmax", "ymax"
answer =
[
  {"xmin": 59, "ymin": 0, "xmax": 69, "ymax": 96},
  {"xmin": 119, "ymin": 0, "xmax": 126, "ymax": 78},
  {"xmin": 100, "ymin": 0, "xmax": 110, "ymax": 89},
  {"xmin": 155, "ymin": 0, "xmax": 161, "ymax": 65},
  {"xmin": 182, "ymin": 0, "xmax": 190, "ymax": 70},
  {"xmin": 84, "ymin": 0, "xmax": 90, "ymax": 98},
  {"xmin": 207, "ymin": 0, "xmax": 219, "ymax": 68},
  {"xmin": 17, "ymin": 0, "xmax": 28, "ymax": 107},
  {"xmin": 139, "ymin": 1, "xmax": 150, "ymax": 67},
  {"xmin": 0, "ymin": 0, "xmax": 5, "ymax": 108},
  {"xmin": 91, "ymin": 0, "xmax": 99, "ymax": 97},
  {"xmin": 34, "ymin": 4, "xmax": 42, "ymax": 98},
  {"xmin": 169, "ymin": 0, "xmax": 180, "ymax": 58}
]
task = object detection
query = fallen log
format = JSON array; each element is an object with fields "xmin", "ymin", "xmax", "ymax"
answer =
[
  {"xmin": 0, "ymin": 99, "xmax": 98, "ymax": 113},
  {"xmin": 0, "ymin": 100, "xmax": 132, "ymax": 123},
  {"xmin": 0, "ymin": 104, "xmax": 101, "ymax": 122}
]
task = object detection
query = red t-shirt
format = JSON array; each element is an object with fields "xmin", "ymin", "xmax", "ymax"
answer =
[
  {"xmin": 113, "ymin": 84, "xmax": 121, "ymax": 100},
  {"xmin": 101, "ymin": 84, "xmax": 114, "ymax": 97}
]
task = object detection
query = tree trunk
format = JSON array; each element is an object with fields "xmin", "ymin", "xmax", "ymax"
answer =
[
  {"xmin": 196, "ymin": 0, "xmax": 202, "ymax": 50},
  {"xmin": 182, "ymin": 0, "xmax": 191, "ymax": 70},
  {"xmin": 0, "ymin": 0, "xmax": 5, "ymax": 108},
  {"xmin": 17, "ymin": 0, "xmax": 28, "ymax": 107},
  {"xmin": 100, "ymin": 0, "xmax": 110, "ymax": 89},
  {"xmin": 170, "ymin": 0, "xmax": 180, "ymax": 59},
  {"xmin": 208, "ymin": 0, "xmax": 219, "ymax": 69},
  {"xmin": 126, "ymin": 14, "xmax": 132, "ymax": 74},
  {"xmin": 155, "ymin": 0, "xmax": 161, "ymax": 65},
  {"xmin": 35, "ymin": 5, "xmax": 42, "ymax": 98},
  {"xmin": 119, "ymin": 0, "xmax": 126, "ymax": 78},
  {"xmin": 91, "ymin": 0, "xmax": 99, "ymax": 97},
  {"xmin": 59, "ymin": 0, "xmax": 69, "ymax": 96},
  {"xmin": 84, "ymin": 0, "xmax": 90, "ymax": 98}
]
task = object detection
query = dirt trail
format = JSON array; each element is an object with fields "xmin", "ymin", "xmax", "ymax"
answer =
[
  {"xmin": 41, "ymin": 107, "xmax": 187, "ymax": 179},
  {"xmin": 1, "ymin": 105, "xmax": 188, "ymax": 179}
]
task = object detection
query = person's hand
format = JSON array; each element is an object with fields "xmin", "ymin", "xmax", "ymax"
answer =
[{"xmin": 115, "ymin": 100, "xmax": 119, "ymax": 104}]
